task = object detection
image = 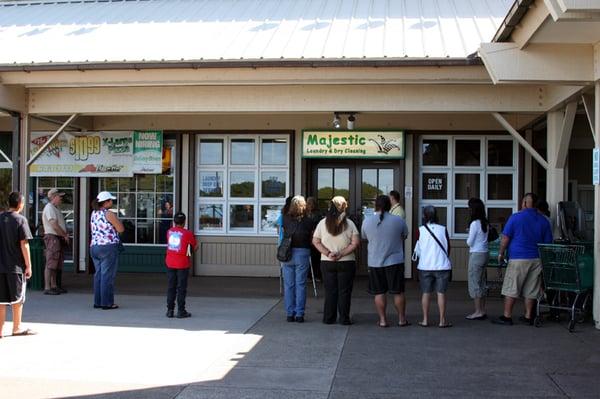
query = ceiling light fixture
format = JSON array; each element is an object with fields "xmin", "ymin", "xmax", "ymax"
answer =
[{"xmin": 333, "ymin": 113, "xmax": 341, "ymax": 129}]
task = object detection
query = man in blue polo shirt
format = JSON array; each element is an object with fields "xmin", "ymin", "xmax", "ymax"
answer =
[{"xmin": 492, "ymin": 193, "xmax": 552, "ymax": 326}]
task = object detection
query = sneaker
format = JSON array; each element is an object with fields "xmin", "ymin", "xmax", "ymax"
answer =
[
  {"xmin": 286, "ymin": 316, "xmax": 295, "ymax": 322},
  {"xmin": 177, "ymin": 310, "xmax": 192, "ymax": 319},
  {"xmin": 295, "ymin": 316, "xmax": 305, "ymax": 323},
  {"xmin": 43, "ymin": 289, "xmax": 60, "ymax": 295},
  {"xmin": 166, "ymin": 309, "xmax": 174, "ymax": 318},
  {"xmin": 518, "ymin": 316, "xmax": 534, "ymax": 326},
  {"xmin": 491, "ymin": 316, "xmax": 513, "ymax": 326}
]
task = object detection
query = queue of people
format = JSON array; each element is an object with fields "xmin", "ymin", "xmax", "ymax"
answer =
[
  {"xmin": 0, "ymin": 187, "xmax": 554, "ymax": 338},
  {"xmin": 278, "ymin": 191, "xmax": 553, "ymax": 329}
]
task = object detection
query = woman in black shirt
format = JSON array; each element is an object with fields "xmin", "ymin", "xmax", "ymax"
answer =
[{"xmin": 281, "ymin": 195, "xmax": 316, "ymax": 323}]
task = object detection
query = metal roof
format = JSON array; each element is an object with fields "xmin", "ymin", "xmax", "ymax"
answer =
[{"xmin": 0, "ymin": 0, "xmax": 513, "ymax": 67}]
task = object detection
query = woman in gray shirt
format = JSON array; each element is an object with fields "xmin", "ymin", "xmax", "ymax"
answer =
[{"xmin": 361, "ymin": 195, "xmax": 409, "ymax": 328}]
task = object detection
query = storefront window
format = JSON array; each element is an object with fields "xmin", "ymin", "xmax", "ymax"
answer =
[
  {"xmin": 422, "ymin": 140, "xmax": 448, "ymax": 166},
  {"xmin": 455, "ymin": 140, "xmax": 480, "ymax": 166},
  {"xmin": 196, "ymin": 135, "xmax": 289, "ymax": 235},
  {"xmin": 99, "ymin": 139, "xmax": 176, "ymax": 245},
  {"xmin": 420, "ymin": 136, "xmax": 516, "ymax": 237},
  {"xmin": 488, "ymin": 208, "xmax": 513, "ymax": 232},
  {"xmin": 422, "ymin": 173, "xmax": 447, "ymax": 200},
  {"xmin": 455, "ymin": 173, "xmax": 480, "ymax": 200}
]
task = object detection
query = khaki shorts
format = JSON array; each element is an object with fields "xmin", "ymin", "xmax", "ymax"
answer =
[{"xmin": 501, "ymin": 259, "xmax": 542, "ymax": 299}]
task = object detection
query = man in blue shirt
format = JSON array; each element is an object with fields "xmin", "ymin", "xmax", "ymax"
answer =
[{"xmin": 493, "ymin": 193, "xmax": 553, "ymax": 326}]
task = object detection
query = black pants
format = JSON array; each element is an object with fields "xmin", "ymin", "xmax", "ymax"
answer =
[
  {"xmin": 167, "ymin": 268, "xmax": 189, "ymax": 311},
  {"xmin": 321, "ymin": 260, "xmax": 356, "ymax": 324}
]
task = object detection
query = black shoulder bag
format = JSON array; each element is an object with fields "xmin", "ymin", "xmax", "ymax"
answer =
[{"xmin": 277, "ymin": 221, "xmax": 298, "ymax": 262}]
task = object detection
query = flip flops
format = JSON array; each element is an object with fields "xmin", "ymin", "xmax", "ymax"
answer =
[
  {"xmin": 377, "ymin": 321, "xmax": 389, "ymax": 328},
  {"xmin": 418, "ymin": 321, "xmax": 428, "ymax": 327},
  {"xmin": 438, "ymin": 322, "xmax": 453, "ymax": 328},
  {"xmin": 398, "ymin": 321, "xmax": 411, "ymax": 327},
  {"xmin": 12, "ymin": 328, "xmax": 37, "ymax": 336}
]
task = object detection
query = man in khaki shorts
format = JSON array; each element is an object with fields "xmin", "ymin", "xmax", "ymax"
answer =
[
  {"xmin": 492, "ymin": 193, "xmax": 552, "ymax": 326},
  {"xmin": 42, "ymin": 188, "xmax": 69, "ymax": 295}
]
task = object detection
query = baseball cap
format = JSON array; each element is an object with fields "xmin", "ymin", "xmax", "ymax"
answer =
[
  {"xmin": 47, "ymin": 188, "xmax": 66, "ymax": 199},
  {"xmin": 97, "ymin": 191, "xmax": 117, "ymax": 202}
]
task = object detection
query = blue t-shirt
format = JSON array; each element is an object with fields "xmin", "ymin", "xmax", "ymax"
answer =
[
  {"xmin": 276, "ymin": 213, "xmax": 284, "ymax": 245},
  {"xmin": 361, "ymin": 212, "xmax": 408, "ymax": 267},
  {"xmin": 502, "ymin": 208, "xmax": 552, "ymax": 260}
]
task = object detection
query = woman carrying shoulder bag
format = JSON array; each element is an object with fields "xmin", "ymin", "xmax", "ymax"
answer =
[
  {"xmin": 414, "ymin": 205, "xmax": 452, "ymax": 328},
  {"xmin": 312, "ymin": 196, "xmax": 360, "ymax": 325},
  {"xmin": 281, "ymin": 196, "xmax": 316, "ymax": 323}
]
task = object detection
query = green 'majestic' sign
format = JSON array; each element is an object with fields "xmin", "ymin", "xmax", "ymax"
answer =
[{"xmin": 302, "ymin": 131, "xmax": 404, "ymax": 159}]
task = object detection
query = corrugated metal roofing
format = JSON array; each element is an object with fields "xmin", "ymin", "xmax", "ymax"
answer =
[{"xmin": 0, "ymin": 0, "xmax": 514, "ymax": 66}]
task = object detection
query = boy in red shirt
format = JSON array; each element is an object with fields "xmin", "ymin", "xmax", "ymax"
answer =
[{"xmin": 165, "ymin": 212, "xmax": 197, "ymax": 318}]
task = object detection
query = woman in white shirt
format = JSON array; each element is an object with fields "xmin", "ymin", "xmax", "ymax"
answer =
[
  {"xmin": 414, "ymin": 206, "xmax": 452, "ymax": 328},
  {"xmin": 465, "ymin": 198, "xmax": 489, "ymax": 321},
  {"xmin": 312, "ymin": 196, "xmax": 360, "ymax": 325}
]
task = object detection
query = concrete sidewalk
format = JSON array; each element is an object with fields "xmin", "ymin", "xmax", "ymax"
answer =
[{"xmin": 1, "ymin": 280, "xmax": 599, "ymax": 399}]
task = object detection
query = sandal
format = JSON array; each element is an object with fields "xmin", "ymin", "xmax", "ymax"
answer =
[
  {"xmin": 102, "ymin": 304, "xmax": 119, "ymax": 310},
  {"xmin": 398, "ymin": 321, "xmax": 411, "ymax": 327},
  {"xmin": 418, "ymin": 321, "xmax": 428, "ymax": 327},
  {"xmin": 377, "ymin": 321, "xmax": 389, "ymax": 328},
  {"xmin": 12, "ymin": 328, "xmax": 37, "ymax": 336},
  {"xmin": 439, "ymin": 322, "xmax": 453, "ymax": 328}
]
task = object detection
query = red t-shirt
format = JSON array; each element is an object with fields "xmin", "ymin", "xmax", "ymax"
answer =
[{"xmin": 165, "ymin": 227, "xmax": 197, "ymax": 269}]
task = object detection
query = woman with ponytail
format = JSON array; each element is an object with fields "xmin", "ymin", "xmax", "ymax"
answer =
[
  {"xmin": 361, "ymin": 195, "xmax": 409, "ymax": 328},
  {"xmin": 312, "ymin": 196, "xmax": 360, "ymax": 325}
]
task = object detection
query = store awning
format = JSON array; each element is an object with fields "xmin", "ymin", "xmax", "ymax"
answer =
[{"xmin": 0, "ymin": 0, "xmax": 512, "ymax": 69}]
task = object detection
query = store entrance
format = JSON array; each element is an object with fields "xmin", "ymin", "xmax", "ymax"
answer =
[{"xmin": 309, "ymin": 160, "xmax": 403, "ymax": 273}]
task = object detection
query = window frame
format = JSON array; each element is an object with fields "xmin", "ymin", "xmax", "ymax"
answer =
[
  {"xmin": 419, "ymin": 135, "xmax": 518, "ymax": 238},
  {"xmin": 195, "ymin": 134, "xmax": 290, "ymax": 236}
]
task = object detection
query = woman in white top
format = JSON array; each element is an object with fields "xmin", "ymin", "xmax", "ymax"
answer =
[
  {"xmin": 465, "ymin": 198, "xmax": 489, "ymax": 321},
  {"xmin": 414, "ymin": 206, "xmax": 452, "ymax": 328},
  {"xmin": 312, "ymin": 196, "xmax": 360, "ymax": 325}
]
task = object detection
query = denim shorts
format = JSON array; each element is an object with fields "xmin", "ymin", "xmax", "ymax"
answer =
[{"xmin": 418, "ymin": 270, "xmax": 451, "ymax": 294}]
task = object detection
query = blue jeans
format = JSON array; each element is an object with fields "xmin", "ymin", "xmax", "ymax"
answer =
[
  {"xmin": 91, "ymin": 244, "xmax": 119, "ymax": 307},
  {"xmin": 282, "ymin": 248, "xmax": 311, "ymax": 317},
  {"xmin": 167, "ymin": 268, "xmax": 189, "ymax": 311}
]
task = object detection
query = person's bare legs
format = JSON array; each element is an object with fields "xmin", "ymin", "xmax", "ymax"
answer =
[
  {"xmin": 374, "ymin": 294, "xmax": 388, "ymax": 326},
  {"xmin": 437, "ymin": 293, "xmax": 448, "ymax": 326},
  {"xmin": 44, "ymin": 268, "xmax": 57, "ymax": 290},
  {"xmin": 503, "ymin": 296, "xmax": 516, "ymax": 318},
  {"xmin": 420, "ymin": 293, "xmax": 430, "ymax": 326},
  {"xmin": 524, "ymin": 298, "xmax": 536, "ymax": 319},
  {"xmin": 393, "ymin": 293, "xmax": 407, "ymax": 325},
  {"xmin": 11, "ymin": 302, "xmax": 23, "ymax": 334},
  {"xmin": 0, "ymin": 305, "xmax": 6, "ymax": 338},
  {"xmin": 467, "ymin": 297, "xmax": 487, "ymax": 318}
]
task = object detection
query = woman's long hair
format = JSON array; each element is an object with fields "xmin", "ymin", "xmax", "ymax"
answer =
[
  {"xmin": 468, "ymin": 198, "xmax": 488, "ymax": 233},
  {"xmin": 325, "ymin": 196, "xmax": 348, "ymax": 236},
  {"xmin": 375, "ymin": 195, "xmax": 391, "ymax": 226}
]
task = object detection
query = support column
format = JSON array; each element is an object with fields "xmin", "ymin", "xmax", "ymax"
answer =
[
  {"xmin": 546, "ymin": 111, "xmax": 565, "ymax": 221},
  {"xmin": 594, "ymin": 81, "xmax": 600, "ymax": 329},
  {"xmin": 19, "ymin": 114, "xmax": 29, "ymax": 210},
  {"xmin": 524, "ymin": 129, "xmax": 533, "ymax": 193},
  {"xmin": 11, "ymin": 112, "xmax": 20, "ymax": 192}
]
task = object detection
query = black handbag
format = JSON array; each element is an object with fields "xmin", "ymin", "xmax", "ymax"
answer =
[
  {"xmin": 276, "ymin": 221, "xmax": 298, "ymax": 262},
  {"xmin": 487, "ymin": 225, "xmax": 499, "ymax": 242}
]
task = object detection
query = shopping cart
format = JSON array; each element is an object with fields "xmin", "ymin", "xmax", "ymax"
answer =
[
  {"xmin": 486, "ymin": 240, "xmax": 507, "ymax": 297},
  {"xmin": 535, "ymin": 244, "xmax": 594, "ymax": 332}
]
